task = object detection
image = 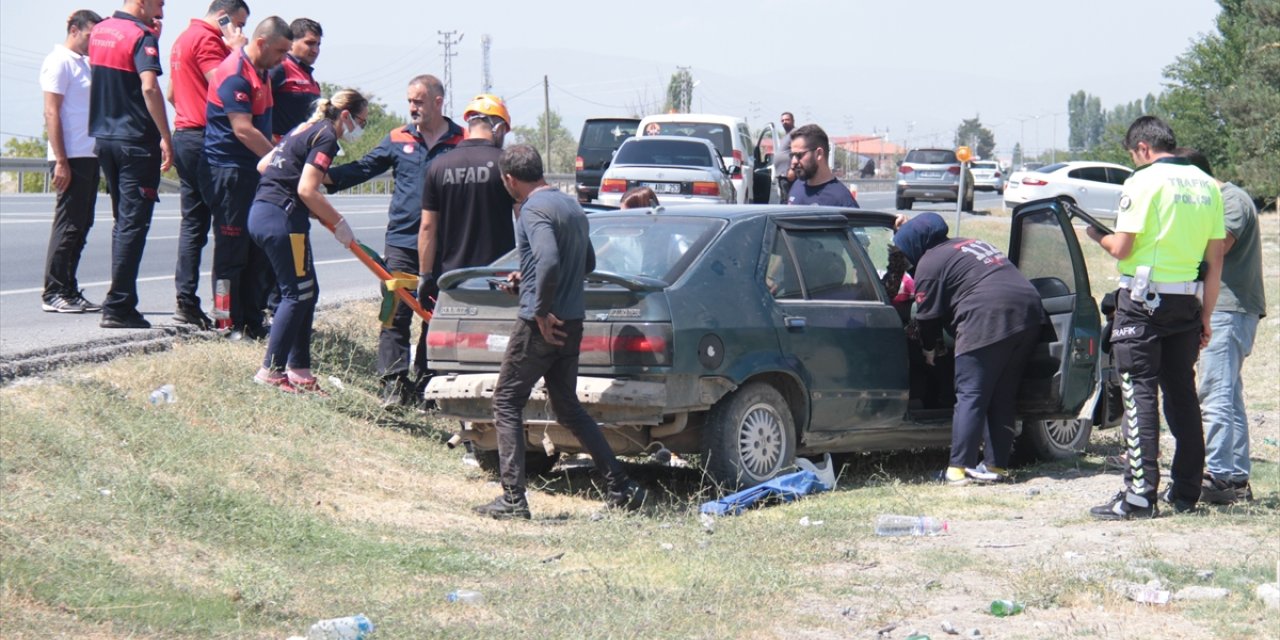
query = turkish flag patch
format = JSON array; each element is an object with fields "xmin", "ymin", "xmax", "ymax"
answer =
[
  {"xmin": 313, "ymin": 151, "xmax": 332, "ymax": 170},
  {"xmin": 234, "ymin": 91, "xmax": 249, "ymax": 103},
  {"xmin": 144, "ymin": 46, "xmax": 158, "ymax": 57}
]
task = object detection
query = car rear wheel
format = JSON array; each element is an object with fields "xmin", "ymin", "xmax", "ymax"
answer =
[
  {"xmin": 475, "ymin": 447, "xmax": 561, "ymax": 479},
  {"xmin": 1017, "ymin": 417, "xmax": 1093, "ymax": 462},
  {"xmin": 702, "ymin": 382, "xmax": 796, "ymax": 489},
  {"xmin": 896, "ymin": 195, "xmax": 913, "ymax": 210}
]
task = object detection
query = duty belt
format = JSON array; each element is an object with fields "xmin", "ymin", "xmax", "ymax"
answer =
[{"xmin": 1117, "ymin": 276, "xmax": 1201, "ymax": 296}]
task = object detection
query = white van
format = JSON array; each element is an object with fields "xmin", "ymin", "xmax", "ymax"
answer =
[{"xmin": 636, "ymin": 113, "xmax": 779, "ymax": 205}]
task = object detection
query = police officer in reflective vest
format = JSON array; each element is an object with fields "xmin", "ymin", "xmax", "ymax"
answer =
[{"xmin": 1085, "ymin": 116, "xmax": 1225, "ymax": 520}]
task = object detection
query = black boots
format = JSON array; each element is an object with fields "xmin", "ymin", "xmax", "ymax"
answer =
[
  {"xmin": 607, "ymin": 480, "xmax": 648, "ymax": 512},
  {"xmin": 473, "ymin": 484, "xmax": 531, "ymax": 520}
]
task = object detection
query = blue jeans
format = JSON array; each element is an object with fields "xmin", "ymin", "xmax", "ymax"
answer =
[{"xmin": 1198, "ymin": 310, "xmax": 1259, "ymax": 482}]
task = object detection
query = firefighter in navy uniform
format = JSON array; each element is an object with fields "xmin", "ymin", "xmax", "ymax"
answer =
[
  {"xmin": 87, "ymin": 0, "xmax": 172, "ymax": 329},
  {"xmin": 268, "ymin": 18, "xmax": 322, "ymax": 138},
  {"xmin": 1086, "ymin": 116, "xmax": 1225, "ymax": 520},
  {"xmin": 325, "ymin": 75, "xmax": 465, "ymax": 407}
]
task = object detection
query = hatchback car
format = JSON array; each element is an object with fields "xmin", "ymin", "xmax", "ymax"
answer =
[
  {"xmin": 896, "ymin": 148, "xmax": 975, "ymax": 211},
  {"xmin": 575, "ymin": 117, "xmax": 640, "ymax": 203},
  {"xmin": 425, "ymin": 200, "xmax": 1116, "ymax": 488},
  {"xmin": 596, "ymin": 136, "xmax": 736, "ymax": 205},
  {"xmin": 970, "ymin": 160, "xmax": 1005, "ymax": 194},
  {"xmin": 1003, "ymin": 161, "xmax": 1132, "ymax": 221}
]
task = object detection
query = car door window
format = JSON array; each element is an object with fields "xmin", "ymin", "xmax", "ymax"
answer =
[
  {"xmin": 766, "ymin": 232, "xmax": 803, "ymax": 300},
  {"xmin": 779, "ymin": 230, "xmax": 878, "ymax": 301},
  {"xmin": 1105, "ymin": 167, "xmax": 1132, "ymax": 185},
  {"xmin": 1067, "ymin": 166, "xmax": 1108, "ymax": 183},
  {"xmin": 1014, "ymin": 209, "xmax": 1076, "ymax": 295}
]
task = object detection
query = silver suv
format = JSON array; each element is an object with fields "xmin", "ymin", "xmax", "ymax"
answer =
[{"xmin": 896, "ymin": 148, "xmax": 974, "ymax": 211}]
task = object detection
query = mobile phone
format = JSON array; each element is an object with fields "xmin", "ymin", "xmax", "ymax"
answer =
[
  {"xmin": 487, "ymin": 277, "xmax": 516, "ymax": 292},
  {"xmin": 217, "ymin": 15, "xmax": 232, "ymax": 33}
]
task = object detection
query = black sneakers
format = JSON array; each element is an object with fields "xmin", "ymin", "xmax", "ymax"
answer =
[
  {"xmin": 1159, "ymin": 486, "xmax": 1198, "ymax": 514},
  {"xmin": 1089, "ymin": 491, "xmax": 1158, "ymax": 520},
  {"xmin": 1201, "ymin": 474, "xmax": 1252, "ymax": 505},
  {"xmin": 473, "ymin": 485, "xmax": 532, "ymax": 520},
  {"xmin": 174, "ymin": 303, "xmax": 213, "ymax": 330},
  {"xmin": 100, "ymin": 314, "xmax": 151, "ymax": 329},
  {"xmin": 381, "ymin": 376, "xmax": 413, "ymax": 409},
  {"xmin": 606, "ymin": 481, "xmax": 649, "ymax": 512}
]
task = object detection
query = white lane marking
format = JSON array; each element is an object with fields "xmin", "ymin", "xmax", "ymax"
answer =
[{"xmin": 0, "ymin": 257, "xmax": 359, "ymax": 296}]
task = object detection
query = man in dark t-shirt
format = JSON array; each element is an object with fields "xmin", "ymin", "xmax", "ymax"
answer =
[
  {"xmin": 894, "ymin": 212, "xmax": 1043, "ymax": 484},
  {"xmin": 786, "ymin": 124, "xmax": 859, "ymax": 207},
  {"xmin": 268, "ymin": 18, "xmax": 322, "ymax": 138}
]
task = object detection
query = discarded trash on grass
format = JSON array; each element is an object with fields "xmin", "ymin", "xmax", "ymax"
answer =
[
  {"xmin": 799, "ymin": 516, "xmax": 824, "ymax": 527},
  {"xmin": 445, "ymin": 589, "xmax": 483, "ymax": 604},
  {"xmin": 988, "ymin": 599, "xmax": 1024, "ymax": 617},
  {"xmin": 874, "ymin": 515, "xmax": 948, "ymax": 537},
  {"xmin": 148, "ymin": 384, "xmax": 176, "ymax": 405},
  {"xmin": 306, "ymin": 613, "xmax": 373, "ymax": 639},
  {"xmin": 327, "ymin": 376, "xmax": 345, "ymax": 391}
]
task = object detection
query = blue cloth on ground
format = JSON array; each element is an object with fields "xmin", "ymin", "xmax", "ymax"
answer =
[{"xmin": 699, "ymin": 455, "xmax": 836, "ymax": 516}]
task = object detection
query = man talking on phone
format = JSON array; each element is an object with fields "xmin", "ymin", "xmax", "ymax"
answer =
[{"xmin": 168, "ymin": 0, "xmax": 250, "ymax": 329}]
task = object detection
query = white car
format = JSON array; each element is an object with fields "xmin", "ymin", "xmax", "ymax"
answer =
[
  {"xmin": 597, "ymin": 136, "xmax": 736, "ymax": 206},
  {"xmin": 636, "ymin": 113, "xmax": 773, "ymax": 205},
  {"xmin": 970, "ymin": 160, "xmax": 1005, "ymax": 194},
  {"xmin": 1003, "ymin": 161, "xmax": 1133, "ymax": 220}
]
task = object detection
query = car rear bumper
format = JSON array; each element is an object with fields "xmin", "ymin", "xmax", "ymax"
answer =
[
  {"xmin": 897, "ymin": 183, "xmax": 960, "ymax": 200},
  {"xmin": 426, "ymin": 373, "xmax": 670, "ymax": 425},
  {"xmin": 973, "ymin": 177, "xmax": 1004, "ymax": 191}
]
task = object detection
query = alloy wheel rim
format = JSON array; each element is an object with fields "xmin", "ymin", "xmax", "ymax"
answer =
[{"xmin": 737, "ymin": 402, "xmax": 784, "ymax": 477}]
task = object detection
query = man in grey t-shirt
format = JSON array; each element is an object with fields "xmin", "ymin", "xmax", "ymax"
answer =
[
  {"xmin": 470, "ymin": 143, "xmax": 647, "ymax": 520},
  {"xmin": 1176, "ymin": 148, "xmax": 1265, "ymax": 504}
]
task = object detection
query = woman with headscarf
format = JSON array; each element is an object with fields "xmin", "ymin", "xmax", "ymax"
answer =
[{"xmin": 893, "ymin": 212, "xmax": 1044, "ymax": 483}]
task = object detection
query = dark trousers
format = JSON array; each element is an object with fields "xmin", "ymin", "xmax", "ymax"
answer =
[
  {"xmin": 377, "ymin": 244, "xmax": 430, "ymax": 382},
  {"xmin": 208, "ymin": 164, "xmax": 267, "ymax": 329},
  {"xmin": 95, "ymin": 139, "xmax": 160, "ymax": 319},
  {"xmin": 950, "ymin": 326, "xmax": 1038, "ymax": 469},
  {"xmin": 248, "ymin": 201, "xmax": 315, "ymax": 371},
  {"xmin": 1111, "ymin": 293, "xmax": 1204, "ymax": 504},
  {"xmin": 43, "ymin": 157, "xmax": 100, "ymax": 301},
  {"xmin": 492, "ymin": 318, "xmax": 625, "ymax": 490},
  {"xmin": 172, "ymin": 128, "xmax": 212, "ymax": 308}
]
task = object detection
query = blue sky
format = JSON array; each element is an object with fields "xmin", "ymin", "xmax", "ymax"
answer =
[{"xmin": 1, "ymin": 0, "xmax": 1221, "ymax": 161}]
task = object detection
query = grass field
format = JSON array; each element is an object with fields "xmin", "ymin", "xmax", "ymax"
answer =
[{"xmin": 1, "ymin": 214, "xmax": 1276, "ymax": 639}]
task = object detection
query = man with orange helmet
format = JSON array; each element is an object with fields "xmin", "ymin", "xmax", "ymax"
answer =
[{"xmin": 415, "ymin": 94, "xmax": 517, "ymax": 399}]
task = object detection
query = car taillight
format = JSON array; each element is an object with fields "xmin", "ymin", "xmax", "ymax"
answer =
[
  {"xmin": 732, "ymin": 149, "xmax": 743, "ymax": 164},
  {"xmin": 575, "ymin": 156, "xmax": 584, "ymax": 171},
  {"xmin": 994, "ymin": 171, "xmax": 1001, "ymax": 178},
  {"xmin": 947, "ymin": 166, "xmax": 961, "ymax": 175},
  {"xmin": 601, "ymin": 178, "xmax": 627, "ymax": 193},
  {"xmin": 581, "ymin": 326, "xmax": 671, "ymax": 366},
  {"xmin": 898, "ymin": 165, "xmax": 914, "ymax": 174},
  {"xmin": 691, "ymin": 181, "xmax": 720, "ymax": 196},
  {"xmin": 1022, "ymin": 177, "xmax": 1048, "ymax": 186}
]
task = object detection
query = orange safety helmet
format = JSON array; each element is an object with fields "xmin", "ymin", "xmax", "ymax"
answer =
[{"xmin": 462, "ymin": 94, "xmax": 511, "ymax": 126}]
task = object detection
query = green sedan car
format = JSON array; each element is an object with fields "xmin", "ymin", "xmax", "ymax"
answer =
[{"xmin": 425, "ymin": 199, "xmax": 1115, "ymax": 488}]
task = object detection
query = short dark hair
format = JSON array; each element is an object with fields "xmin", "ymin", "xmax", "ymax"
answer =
[
  {"xmin": 409, "ymin": 74, "xmax": 444, "ymax": 99},
  {"xmin": 621, "ymin": 186, "xmax": 659, "ymax": 209},
  {"xmin": 66, "ymin": 9, "xmax": 101, "ymax": 34},
  {"xmin": 790, "ymin": 124, "xmax": 830, "ymax": 156},
  {"xmin": 289, "ymin": 17, "xmax": 322, "ymax": 39},
  {"xmin": 207, "ymin": 0, "xmax": 249, "ymax": 17},
  {"xmin": 780, "ymin": 111, "xmax": 794, "ymax": 120},
  {"xmin": 1174, "ymin": 147, "xmax": 1213, "ymax": 177},
  {"xmin": 1123, "ymin": 115, "xmax": 1176, "ymax": 153},
  {"xmin": 253, "ymin": 16, "xmax": 292, "ymax": 41},
  {"xmin": 499, "ymin": 144, "xmax": 544, "ymax": 183}
]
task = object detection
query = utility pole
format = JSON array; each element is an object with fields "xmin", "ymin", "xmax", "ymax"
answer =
[
  {"xmin": 543, "ymin": 75, "xmax": 551, "ymax": 169},
  {"xmin": 438, "ymin": 30, "xmax": 464, "ymax": 117},
  {"xmin": 676, "ymin": 65, "xmax": 692, "ymax": 112},
  {"xmin": 481, "ymin": 34, "xmax": 492, "ymax": 94}
]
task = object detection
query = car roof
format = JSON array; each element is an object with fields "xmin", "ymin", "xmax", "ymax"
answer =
[
  {"xmin": 590, "ymin": 204, "xmax": 899, "ymax": 227},
  {"xmin": 639, "ymin": 113, "xmax": 746, "ymax": 126},
  {"xmin": 621, "ymin": 135, "xmax": 718, "ymax": 148}
]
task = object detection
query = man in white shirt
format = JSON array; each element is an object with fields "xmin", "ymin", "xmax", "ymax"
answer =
[{"xmin": 40, "ymin": 9, "xmax": 103, "ymax": 313}]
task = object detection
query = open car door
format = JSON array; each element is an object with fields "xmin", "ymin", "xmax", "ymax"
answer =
[
  {"xmin": 753, "ymin": 124, "xmax": 779, "ymax": 204},
  {"xmin": 1008, "ymin": 198, "xmax": 1102, "ymax": 420}
]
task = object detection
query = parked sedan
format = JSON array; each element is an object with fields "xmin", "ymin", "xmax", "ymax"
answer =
[
  {"xmin": 425, "ymin": 201, "xmax": 1115, "ymax": 488},
  {"xmin": 970, "ymin": 160, "xmax": 1005, "ymax": 193},
  {"xmin": 1003, "ymin": 161, "xmax": 1132, "ymax": 220},
  {"xmin": 596, "ymin": 136, "xmax": 737, "ymax": 206},
  {"xmin": 896, "ymin": 148, "xmax": 974, "ymax": 211}
]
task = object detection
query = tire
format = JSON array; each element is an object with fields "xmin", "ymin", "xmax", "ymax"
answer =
[
  {"xmin": 896, "ymin": 196, "xmax": 913, "ymax": 211},
  {"xmin": 475, "ymin": 447, "xmax": 561, "ymax": 479},
  {"xmin": 1017, "ymin": 417, "xmax": 1094, "ymax": 462},
  {"xmin": 701, "ymin": 382, "xmax": 796, "ymax": 489},
  {"xmin": 962, "ymin": 189, "xmax": 974, "ymax": 212}
]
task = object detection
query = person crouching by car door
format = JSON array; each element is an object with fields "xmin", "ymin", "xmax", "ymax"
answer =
[{"xmin": 894, "ymin": 212, "xmax": 1044, "ymax": 485}]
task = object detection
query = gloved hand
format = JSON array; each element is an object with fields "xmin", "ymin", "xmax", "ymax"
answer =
[
  {"xmin": 332, "ymin": 218, "xmax": 355, "ymax": 247},
  {"xmin": 417, "ymin": 272, "xmax": 438, "ymax": 306}
]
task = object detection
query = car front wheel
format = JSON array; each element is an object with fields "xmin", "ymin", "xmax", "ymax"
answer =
[
  {"xmin": 702, "ymin": 382, "xmax": 796, "ymax": 489},
  {"xmin": 1017, "ymin": 417, "xmax": 1094, "ymax": 461}
]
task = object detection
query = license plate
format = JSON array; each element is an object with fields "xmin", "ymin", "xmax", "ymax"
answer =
[
  {"xmin": 919, "ymin": 171, "xmax": 942, "ymax": 179},
  {"xmin": 641, "ymin": 182, "xmax": 682, "ymax": 194},
  {"xmin": 486, "ymin": 334, "xmax": 509, "ymax": 352}
]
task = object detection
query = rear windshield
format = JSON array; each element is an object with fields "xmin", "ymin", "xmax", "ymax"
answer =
[
  {"xmin": 905, "ymin": 149, "xmax": 958, "ymax": 164},
  {"xmin": 972, "ymin": 161, "xmax": 998, "ymax": 169},
  {"xmin": 614, "ymin": 139, "xmax": 715, "ymax": 168},
  {"xmin": 642, "ymin": 121, "xmax": 732, "ymax": 158},
  {"xmin": 580, "ymin": 120, "xmax": 638, "ymax": 151},
  {"xmin": 590, "ymin": 215, "xmax": 724, "ymax": 282}
]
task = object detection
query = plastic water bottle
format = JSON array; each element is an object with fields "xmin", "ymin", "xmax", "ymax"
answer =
[
  {"xmin": 873, "ymin": 514, "xmax": 948, "ymax": 537},
  {"xmin": 989, "ymin": 599, "xmax": 1025, "ymax": 617},
  {"xmin": 148, "ymin": 384, "xmax": 176, "ymax": 405},
  {"xmin": 306, "ymin": 614, "xmax": 374, "ymax": 639},
  {"xmin": 445, "ymin": 589, "xmax": 483, "ymax": 604}
]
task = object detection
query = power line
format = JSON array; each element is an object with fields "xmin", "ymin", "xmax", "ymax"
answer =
[
  {"xmin": 0, "ymin": 130, "xmax": 42, "ymax": 139},
  {"xmin": 502, "ymin": 80, "xmax": 545, "ymax": 102},
  {"xmin": 549, "ymin": 82, "xmax": 627, "ymax": 110}
]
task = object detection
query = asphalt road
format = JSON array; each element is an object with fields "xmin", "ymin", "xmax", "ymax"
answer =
[{"xmin": 0, "ymin": 190, "xmax": 1005, "ymax": 359}]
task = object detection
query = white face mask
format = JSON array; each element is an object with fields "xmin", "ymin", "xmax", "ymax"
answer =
[{"xmin": 342, "ymin": 113, "xmax": 364, "ymax": 142}]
